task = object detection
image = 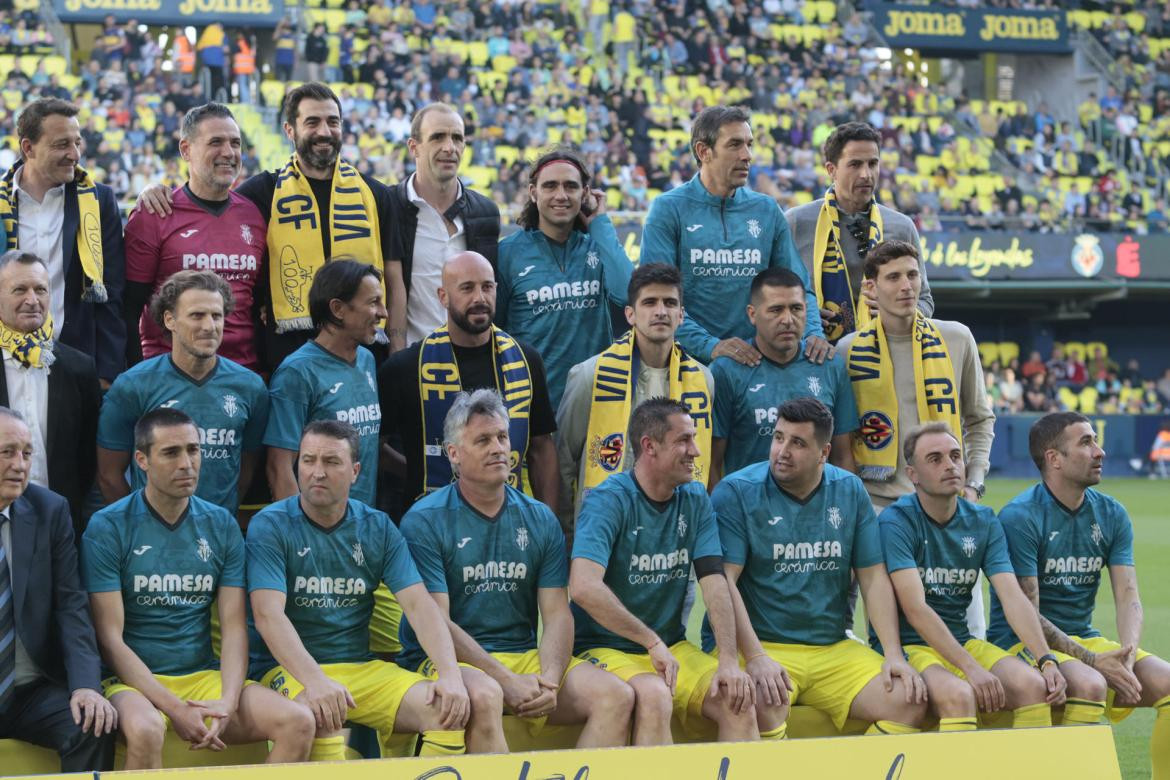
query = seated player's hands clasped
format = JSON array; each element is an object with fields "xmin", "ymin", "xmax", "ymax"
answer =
[
  {"xmin": 185, "ymin": 698, "xmax": 234, "ymax": 751},
  {"xmin": 514, "ymin": 676, "xmax": 559, "ymax": 719},
  {"xmin": 501, "ymin": 671, "xmax": 545, "ymax": 715}
]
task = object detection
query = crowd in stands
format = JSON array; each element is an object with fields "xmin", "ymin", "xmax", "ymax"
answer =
[{"xmin": 980, "ymin": 341, "xmax": 1168, "ymax": 417}]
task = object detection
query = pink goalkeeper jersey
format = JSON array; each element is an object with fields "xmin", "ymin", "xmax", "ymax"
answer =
[{"xmin": 125, "ymin": 187, "xmax": 266, "ymax": 371}]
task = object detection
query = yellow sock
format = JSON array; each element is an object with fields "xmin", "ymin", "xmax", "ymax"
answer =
[
  {"xmin": 760, "ymin": 722, "xmax": 787, "ymax": 740},
  {"xmin": 865, "ymin": 720, "xmax": 919, "ymax": 735},
  {"xmin": 310, "ymin": 736, "xmax": 348, "ymax": 762},
  {"xmin": 938, "ymin": 717, "xmax": 978, "ymax": 732},
  {"xmin": 1062, "ymin": 698, "xmax": 1106, "ymax": 725},
  {"xmin": 419, "ymin": 730, "xmax": 466, "ymax": 757},
  {"xmin": 1012, "ymin": 702, "xmax": 1051, "ymax": 729},
  {"xmin": 1151, "ymin": 694, "xmax": 1170, "ymax": 780}
]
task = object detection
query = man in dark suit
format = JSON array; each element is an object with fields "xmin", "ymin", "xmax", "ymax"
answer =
[
  {"xmin": 0, "ymin": 97, "xmax": 126, "ymax": 384},
  {"xmin": 0, "ymin": 251, "xmax": 100, "ymax": 535},
  {"xmin": 0, "ymin": 406, "xmax": 115, "ymax": 770}
]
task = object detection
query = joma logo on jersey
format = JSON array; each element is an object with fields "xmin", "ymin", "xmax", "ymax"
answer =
[
  {"xmin": 525, "ymin": 280, "xmax": 602, "ymax": 305},
  {"xmin": 133, "ymin": 574, "xmax": 214, "ymax": 593},
  {"xmin": 462, "ymin": 561, "xmax": 529, "ymax": 582},
  {"xmin": 688, "ymin": 248, "xmax": 763, "ymax": 265},
  {"xmin": 199, "ymin": 428, "xmax": 237, "ymax": 446},
  {"xmin": 773, "ymin": 540, "xmax": 842, "ymax": 560},
  {"xmin": 630, "ymin": 549, "xmax": 690, "ymax": 572},
  {"xmin": 1044, "ymin": 556, "xmax": 1103, "ymax": 574},
  {"xmin": 182, "ymin": 253, "xmax": 259, "ymax": 271},
  {"xmin": 335, "ymin": 404, "xmax": 381, "ymax": 425},
  {"xmin": 919, "ymin": 567, "xmax": 977, "ymax": 585},
  {"xmin": 293, "ymin": 576, "xmax": 368, "ymax": 594}
]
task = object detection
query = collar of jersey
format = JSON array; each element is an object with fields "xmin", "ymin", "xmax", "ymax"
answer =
[
  {"xmin": 144, "ymin": 492, "xmax": 191, "ymax": 532},
  {"xmin": 455, "ymin": 483, "xmax": 508, "ymax": 523},
  {"xmin": 755, "ymin": 337, "xmax": 807, "ymax": 369},
  {"xmin": 169, "ymin": 355, "xmax": 220, "ymax": 387},
  {"xmin": 686, "ymin": 172, "xmax": 742, "ymax": 206},
  {"xmin": 631, "ymin": 472, "xmax": 675, "ymax": 514},
  {"xmin": 298, "ymin": 497, "xmax": 350, "ymax": 534},
  {"xmin": 1041, "ymin": 481, "xmax": 1085, "ymax": 518},
  {"xmin": 914, "ymin": 493, "xmax": 958, "ymax": 528},
  {"xmin": 767, "ymin": 470, "xmax": 824, "ymax": 507}
]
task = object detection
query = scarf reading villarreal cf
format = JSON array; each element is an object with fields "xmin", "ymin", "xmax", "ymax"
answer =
[
  {"xmin": 813, "ymin": 188, "xmax": 883, "ymax": 342},
  {"xmin": 268, "ymin": 155, "xmax": 383, "ymax": 333},
  {"xmin": 847, "ymin": 312, "xmax": 962, "ymax": 481},
  {"xmin": 0, "ymin": 162, "xmax": 107, "ymax": 302},
  {"xmin": 418, "ymin": 325, "xmax": 532, "ymax": 495},
  {"xmin": 0, "ymin": 313, "xmax": 55, "ymax": 369},
  {"xmin": 583, "ymin": 330, "xmax": 712, "ymax": 493}
]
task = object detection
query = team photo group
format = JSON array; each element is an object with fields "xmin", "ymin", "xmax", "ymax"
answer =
[{"xmin": 0, "ymin": 82, "xmax": 1167, "ymax": 775}]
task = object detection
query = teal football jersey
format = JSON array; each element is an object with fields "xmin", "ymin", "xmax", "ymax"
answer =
[
  {"xmin": 571, "ymin": 471, "xmax": 722, "ymax": 654},
  {"xmin": 702, "ymin": 462, "xmax": 882, "ymax": 649},
  {"xmin": 879, "ymin": 493, "xmax": 1013, "ymax": 648},
  {"xmin": 397, "ymin": 484, "xmax": 568, "ymax": 670},
  {"xmin": 989, "ymin": 484, "xmax": 1133, "ymax": 648},
  {"xmin": 96, "ymin": 355, "xmax": 268, "ymax": 514},
  {"xmin": 264, "ymin": 341, "xmax": 381, "ymax": 505},
  {"xmin": 82, "ymin": 492, "xmax": 245, "ymax": 676},
  {"xmin": 246, "ymin": 496, "xmax": 421, "ymax": 672}
]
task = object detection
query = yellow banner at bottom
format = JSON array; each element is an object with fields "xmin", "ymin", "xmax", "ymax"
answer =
[{"xmin": 72, "ymin": 725, "xmax": 1121, "ymax": 780}]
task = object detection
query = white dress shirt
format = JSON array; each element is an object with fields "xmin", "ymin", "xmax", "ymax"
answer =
[
  {"xmin": 405, "ymin": 173, "xmax": 467, "ymax": 344},
  {"xmin": 2, "ymin": 350, "xmax": 50, "ymax": 489},
  {"xmin": 14, "ymin": 168, "xmax": 67, "ymax": 334}
]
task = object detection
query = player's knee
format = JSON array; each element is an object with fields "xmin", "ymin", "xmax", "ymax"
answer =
[
  {"xmin": 594, "ymin": 677, "xmax": 636, "ymax": 720},
  {"xmin": 467, "ymin": 675, "xmax": 504, "ymax": 715},
  {"xmin": 757, "ymin": 699, "xmax": 789, "ymax": 731},
  {"xmin": 1066, "ymin": 665, "xmax": 1108, "ymax": 702},
  {"xmin": 631, "ymin": 680, "xmax": 673, "ymax": 723},
  {"xmin": 121, "ymin": 709, "xmax": 166, "ymax": 752},
  {"xmin": 1016, "ymin": 668, "xmax": 1049, "ymax": 704},
  {"xmin": 274, "ymin": 701, "xmax": 317, "ymax": 743},
  {"xmin": 932, "ymin": 677, "xmax": 976, "ymax": 716}
]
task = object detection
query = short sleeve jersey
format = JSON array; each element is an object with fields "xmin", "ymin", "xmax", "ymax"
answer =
[
  {"xmin": 712, "ymin": 345, "xmax": 857, "ymax": 474},
  {"xmin": 988, "ymin": 484, "xmax": 1134, "ymax": 649},
  {"xmin": 81, "ymin": 492, "xmax": 245, "ymax": 676},
  {"xmin": 96, "ymin": 355, "xmax": 269, "ymax": 514},
  {"xmin": 124, "ymin": 187, "xmax": 266, "ymax": 370},
  {"xmin": 264, "ymin": 341, "xmax": 381, "ymax": 505},
  {"xmin": 571, "ymin": 471, "xmax": 722, "ymax": 654},
  {"xmin": 397, "ymin": 484, "xmax": 567, "ymax": 670},
  {"xmin": 703, "ymin": 462, "xmax": 882, "ymax": 649},
  {"xmin": 879, "ymin": 493, "xmax": 1013, "ymax": 648},
  {"xmin": 245, "ymin": 496, "xmax": 422, "ymax": 671}
]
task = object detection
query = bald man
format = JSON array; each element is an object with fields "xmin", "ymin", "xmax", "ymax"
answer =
[{"xmin": 379, "ymin": 252, "xmax": 559, "ymax": 518}]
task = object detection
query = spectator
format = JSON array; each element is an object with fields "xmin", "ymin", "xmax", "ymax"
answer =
[
  {"xmin": 1023, "ymin": 372, "xmax": 1055, "ymax": 412},
  {"xmin": 999, "ymin": 367, "xmax": 1025, "ymax": 413},
  {"xmin": 304, "ymin": 22, "xmax": 329, "ymax": 84}
]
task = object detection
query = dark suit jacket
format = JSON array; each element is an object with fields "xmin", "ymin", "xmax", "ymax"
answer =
[
  {"xmin": 59, "ymin": 178, "xmax": 126, "ymax": 382},
  {"xmin": 0, "ymin": 343, "xmax": 101, "ymax": 534},
  {"xmin": 9, "ymin": 484, "xmax": 102, "ymax": 693}
]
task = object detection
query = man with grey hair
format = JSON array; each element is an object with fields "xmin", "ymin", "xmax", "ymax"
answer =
[
  {"xmin": 639, "ymin": 105, "xmax": 829, "ymax": 366},
  {"xmin": 397, "ymin": 388, "xmax": 635, "ymax": 749},
  {"xmin": 123, "ymin": 103, "xmax": 266, "ymax": 371},
  {"xmin": 0, "ymin": 250, "xmax": 100, "ymax": 534}
]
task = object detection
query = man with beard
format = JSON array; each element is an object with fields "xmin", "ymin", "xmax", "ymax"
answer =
[
  {"xmin": 123, "ymin": 103, "xmax": 266, "ymax": 372},
  {"xmin": 137, "ymin": 83, "xmax": 397, "ymax": 372},
  {"xmin": 378, "ymin": 251, "xmax": 558, "ymax": 517},
  {"xmin": 385, "ymin": 103, "xmax": 501, "ymax": 352}
]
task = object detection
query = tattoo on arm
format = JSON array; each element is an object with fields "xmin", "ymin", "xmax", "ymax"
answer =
[{"xmin": 1019, "ymin": 576, "xmax": 1097, "ymax": 666}]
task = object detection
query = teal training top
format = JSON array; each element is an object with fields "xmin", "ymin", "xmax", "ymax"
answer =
[
  {"xmin": 82, "ymin": 492, "xmax": 245, "ymax": 676},
  {"xmin": 640, "ymin": 174, "xmax": 822, "ymax": 362}
]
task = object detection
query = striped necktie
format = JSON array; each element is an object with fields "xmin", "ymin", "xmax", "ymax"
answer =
[{"xmin": 0, "ymin": 511, "xmax": 13, "ymax": 712}]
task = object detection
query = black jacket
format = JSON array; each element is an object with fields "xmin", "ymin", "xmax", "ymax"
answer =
[{"xmin": 389, "ymin": 178, "xmax": 501, "ymax": 295}]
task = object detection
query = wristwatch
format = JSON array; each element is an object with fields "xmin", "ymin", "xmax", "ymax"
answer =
[
  {"xmin": 1037, "ymin": 653, "xmax": 1060, "ymax": 670},
  {"xmin": 965, "ymin": 481, "xmax": 986, "ymax": 499}
]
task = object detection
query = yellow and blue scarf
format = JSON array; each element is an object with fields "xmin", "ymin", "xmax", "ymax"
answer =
[
  {"xmin": 418, "ymin": 325, "xmax": 532, "ymax": 495},
  {"xmin": 813, "ymin": 188, "xmax": 883, "ymax": 342},
  {"xmin": 0, "ymin": 163, "xmax": 107, "ymax": 303},
  {"xmin": 0, "ymin": 313, "xmax": 54, "ymax": 369},
  {"xmin": 847, "ymin": 312, "xmax": 961, "ymax": 481},
  {"xmin": 268, "ymin": 155, "xmax": 383, "ymax": 333},
  {"xmin": 583, "ymin": 329, "xmax": 712, "ymax": 493}
]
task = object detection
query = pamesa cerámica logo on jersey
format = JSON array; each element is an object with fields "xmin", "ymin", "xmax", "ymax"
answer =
[{"xmin": 524, "ymin": 279, "xmax": 602, "ymax": 316}]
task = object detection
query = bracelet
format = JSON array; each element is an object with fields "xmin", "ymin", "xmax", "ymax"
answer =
[
  {"xmin": 745, "ymin": 652, "xmax": 769, "ymax": 663},
  {"xmin": 1037, "ymin": 653, "xmax": 1060, "ymax": 670},
  {"xmin": 645, "ymin": 638, "xmax": 663, "ymax": 652}
]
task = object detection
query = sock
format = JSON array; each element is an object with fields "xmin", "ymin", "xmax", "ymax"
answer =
[
  {"xmin": 938, "ymin": 717, "xmax": 978, "ymax": 732},
  {"xmin": 1012, "ymin": 702, "xmax": 1052, "ymax": 729},
  {"xmin": 1151, "ymin": 694, "xmax": 1170, "ymax": 780},
  {"xmin": 760, "ymin": 722, "xmax": 787, "ymax": 740},
  {"xmin": 865, "ymin": 720, "xmax": 920, "ymax": 735},
  {"xmin": 1062, "ymin": 698, "xmax": 1106, "ymax": 726},
  {"xmin": 310, "ymin": 736, "xmax": 348, "ymax": 762},
  {"xmin": 419, "ymin": 730, "xmax": 466, "ymax": 757}
]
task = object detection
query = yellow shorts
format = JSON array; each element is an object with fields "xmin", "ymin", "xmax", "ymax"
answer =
[
  {"xmin": 260, "ymin": 659, "xmax": 426, "ymax": 734},
  {"xmin": 759, "ymin": 639, "xmax": 885, "ymax": 731},
  {"xmin": 369, "ymin": 585, "xmax": 403, "ymax": 655},
  {"xmin": 906, "ymin": 639, "xmax": 1014, "ymax": 677},
  {"xmin": 101, "ymin": 670, "xmax": 254, "ymax": 729},
  {"xmin": 578, "ymin": 640, "xmax": 716, "ymax": 737},
  {"xmin": 419, "ymin": 649, "xmax": 585, "ymax": 736},
  {"xmin": 1011, "ymin": 636, "xmax": 1152, "ymax": 723}
]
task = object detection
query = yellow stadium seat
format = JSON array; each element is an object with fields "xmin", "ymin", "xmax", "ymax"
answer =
[
  {"xmin": 606, "ymin": 189, "xmax": 622, "ymax": 209},
  {"xmin": 978, "ymin": 343, "xmax": 1000, "ymax": 368},
  {"xmin": 1085, "ymin": 341, "xmax": 1108, "ymax": 359},
  {"xmin": 1078, "ymin": 387, "xmax": 1099, "ymax": 415},
  {"xmin": 1058, "ymin": 386, "xmax": 1079, "ymax": 412},
  {"xmin": 1063, "ymin": 341, "xmax": 1086, "ymax": 362},
  {"xmin": 0, "ymin": 740, "xmax": 59, "ymax": 774},
  {"xmin": 1125, "ymin": 11, "xmax": 1145, "ymax": 32},
  {"xmin": 261, "ymin": 80, "xmax": 290, "ymax": 108},
  {"xmin": 492, "ymin": 55, "xmax": 517, "ymax": 73},
  {"xmin": 791, "ymin": 190, "xmax": 814, "ymax": 206},
  {"xmin": 998, "ymin": 342, "xmax": 1020, "ymax": 366},
  {"xmin": 462, "ymin": 165, "xmax": 496, "ymax": 191},
  {"xmin": 494, "ymin": 145, "xmax": 520, "ymax": 168},
  {"xmin": 468, "ymin": 41, "xmax": 489, "ymax": 67}
]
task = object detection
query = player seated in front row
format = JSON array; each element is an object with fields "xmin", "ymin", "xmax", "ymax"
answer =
[
  {"xmin": 706, "ymin": 398, "xmax": 928, "ymax": 739},
  {"xmin": 246, "ymin": 420, "xmax": 497, "ymax": 760},
  {"xmin": 878, "ymin": 422, "xmax": 1066, "ymax": 731},
  {"xmin": 398, "ymin": 389, "xmax": 635, "ymax": 749},
  {"xmin": 989, "ymin": 413, "xmax": 1170, "ymax": 777},
  {"xmin": 83, "ymin": 408, "xmax": 314, "ymax": 769},
  {"xmin": 570, "ymin": 398, "xmax": 758, "ymax": 745}
]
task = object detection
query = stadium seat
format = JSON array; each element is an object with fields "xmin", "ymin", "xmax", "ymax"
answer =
[
  {"xmin": 978, "ymin": 342, "xmax": 1000, "ymax": 368},
  {"xmin": 1085, "ymin": 341, "xmax": 1108, "ymax": 359},
  {"xmin": 0, "ymin": 739, "xmax": 59, "ymax": 774},
  {"xmin": 1063, "ymin": 341, "xmax": 1087, "ymax": 362},
  {"xmin": 998, "ymin": 342, "xmax": 1020, "ymax": 366},
  {"xmin": 1078, "ymin": 386, "xmax": 1099, "ymax": 414}
]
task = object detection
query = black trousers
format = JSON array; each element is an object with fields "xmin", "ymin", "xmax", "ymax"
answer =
[{"xmin": 0, "ymin": 679, "xmax": 112, "ymax": 772}]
